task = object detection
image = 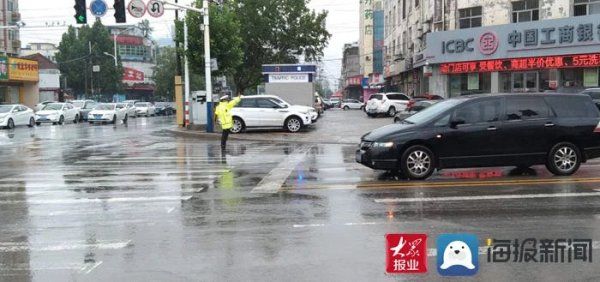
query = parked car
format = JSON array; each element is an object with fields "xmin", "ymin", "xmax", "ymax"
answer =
[
  {"xmin": 581, "ymin": 88, "xmax": 600, "ymax": 110},
  {"xmin": 365, "ymin": 92, "xmax": 411, "ymax": 117},
  {"xmin": 329, "ymin": 97, "xmax": 341, "ymax": 108},
  {"xmin": 230, "ymin": 95, "xmax": 313, "ymax": 133},
  {"xmin": 34, "ymin": 101, "xmax": 53, "ymax": 112},
  {"xmin": 135, "ymin": 102, "xmax": 155, "ymax": 117},
  {"xmin": 406, "ymin": 95, "xmax": 444, "ymax": 112},
  {"xmin": 0, "ymin": 104, "xmax": 35, "ymax": 129},
  {"xmin": 356, "ymin": 93, "xmax": 600, "ymax": 180},
  {"xmin": 88, "ymin": 103, "xmax": 129, "ymax": 124},
  {"xmin": 155, "ymin": 102, "xmax": 175, "ymax": 116},
  {"xmin": 322, "ymin": 98, "xmax": 334, "ymax": 110},
  {"xmin": 121, "ymin": 102, "xmax": 137, "ymax": 118},
  {"xmin": 35, "ymin": 103, "xmax": 80, "ymax": 125},
  {"xmin": 341, "ymin": 99, "xmax": 364, "ymax": 110},
  {"xmin": 71, "ymin": 100, "xmax": 97, "ymax": 121},
  {"xmin": 394, "ymin": 100, "xmax": 438, "ymax": 123}
]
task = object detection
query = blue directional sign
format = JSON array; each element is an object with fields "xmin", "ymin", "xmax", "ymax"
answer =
[{"xmin": 90, "ymin": 0, "xmax": 108, "ymax": 17}]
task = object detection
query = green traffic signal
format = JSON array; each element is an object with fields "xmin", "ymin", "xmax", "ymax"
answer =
[
  {"xmin": 74, "ymin": 0, "xmax": 87, "ymax": 24},
  {"xmin": 76, "ymin": 15, "xmax": 87, "ymax": 24}
]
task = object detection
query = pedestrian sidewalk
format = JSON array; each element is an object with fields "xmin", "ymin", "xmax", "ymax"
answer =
[{"xmin": 165, "ymin": 109, "xmax": 393, "ymax": 145}]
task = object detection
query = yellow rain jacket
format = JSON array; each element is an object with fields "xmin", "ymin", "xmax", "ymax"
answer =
[{"xmin": 215, "ymin": 97, "xmax": 241, "ymax": 130}]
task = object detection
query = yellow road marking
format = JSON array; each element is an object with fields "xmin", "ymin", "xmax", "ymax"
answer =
[{"xmin": 281, "ymin": 177, "xmax": 600, "ymax": 191}]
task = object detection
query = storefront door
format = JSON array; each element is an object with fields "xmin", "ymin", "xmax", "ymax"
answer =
[{"xmin": 512, "ymin": 72, "xmax": 538, "ymax": 93}]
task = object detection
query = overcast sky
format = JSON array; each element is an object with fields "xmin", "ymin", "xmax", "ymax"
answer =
[{"xmin": 19, "ymin": 0, "xmax": 359, "ymax": 90}]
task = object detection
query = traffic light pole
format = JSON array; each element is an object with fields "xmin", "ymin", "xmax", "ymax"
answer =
[{"xmin": 162, "ymin": 0, "xmax": 213, "ymax": 132}]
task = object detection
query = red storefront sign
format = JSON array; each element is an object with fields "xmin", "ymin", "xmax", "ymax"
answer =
[
  {"xmin": 346, "ymin": 75, "xmax": 362, "ymax": 86},
  {"xmin": 123, "ymin": 67, "xmax": 144, "ymax": 81},
  {"xmin": 440, "ymin": 53, "xmax": 600, "ymax": 74},
  {"xmin": 114, "ymin": 35, "xmax": 144, "ymax": 46}
]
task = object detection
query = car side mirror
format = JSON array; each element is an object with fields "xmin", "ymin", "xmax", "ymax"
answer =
[{"xmin": 12, "ymin": 109, "xmax": 18, "ymax": 113}]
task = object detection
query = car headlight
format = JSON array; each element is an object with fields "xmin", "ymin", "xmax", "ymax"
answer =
[{"xmin": 372, "ymin": 142, "xmax": 394, "ymax": 148}]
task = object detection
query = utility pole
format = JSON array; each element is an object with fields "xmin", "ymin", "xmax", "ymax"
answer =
[{"xmin": 183, "ymin": 18, "xmax": 191, "ymax": 126}]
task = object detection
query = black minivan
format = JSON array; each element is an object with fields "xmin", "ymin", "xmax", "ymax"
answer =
[{"xmin": 356, "ymin": 94, "xmax": 600, "ymax": 180}]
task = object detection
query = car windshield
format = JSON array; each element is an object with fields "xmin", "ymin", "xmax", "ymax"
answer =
[
  {"xmin": 96, "ymin": 104, "xmax": 115, "ymax": 110},
  {"xmin": 83, "ymin": 102, "xmax": 96, "ymax": 109},
  {"xmin": 0, "ymin": 105, "xmax": 12, "ymax": 113},
  {"xmin": 404, "ymin": 99, "xmax": 465, "ymax": 124},
  {"xmin": 135, "ymin": 103, "xmax": 149, "ymax": 107},
  {"xmin": 72, "ymin": 101, "xmax": 85, "ymax": 108},
  {"xmin": 271, "ymin": 98, "xmax": 289, "ymax": 107},
  {"xmin": 42, "ymin": 103, "xmax": 63, "ymax": 111}
]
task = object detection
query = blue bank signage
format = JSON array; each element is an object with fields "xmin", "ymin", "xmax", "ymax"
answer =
[{"xmin": 425, "ymin": 14, "xmax": 600, "ymax": 64}]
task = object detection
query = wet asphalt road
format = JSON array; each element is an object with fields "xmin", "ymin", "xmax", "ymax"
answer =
[{"xmin": 1, "ymin": 113, "xmax": 600, "ymax": 281}]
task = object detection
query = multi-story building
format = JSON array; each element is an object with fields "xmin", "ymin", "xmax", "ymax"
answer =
[
  {"xmin": 341, "ymin": 42, "xmax": 362, "ymax": 100},
  {"xmin": 0, "ymin": 0, "xmax": 20, "ymax": 56},
  {"xmin": 384, "ymin": 0, "xmax": 600, "ymax": 98},
  {"xmin": 359, "ymin": 0, "xmax": 385, "ymax": 99},
  {"xmin": 20, "ymin": 43, "xmax": 58, "ymax": 62},
  {"xmin": 106, "ymin": 25, "xmax": 157, "ymax": 100}
]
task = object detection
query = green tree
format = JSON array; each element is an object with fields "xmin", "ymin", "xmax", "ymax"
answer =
[
  {"xmin": 152, "ymin": 47, "xmax": 206, "ymax": 101},
  {"xmin": 232, "ymin": 0, "xmax": 330, "ymax": 94},
  {"xmin": 180, "ymin": 0, "xmax": 330, "ymax": 95},
  {"xmin": 182, "ymin": 1, "xmax": 243, "ymax": 79},
  {"xmin": 138, "ymin": 19, "xmax": 153, "ymax": 38},
  {"xmin": 56, "ymin": 19, "xmax": 123, "ymax": 100}
]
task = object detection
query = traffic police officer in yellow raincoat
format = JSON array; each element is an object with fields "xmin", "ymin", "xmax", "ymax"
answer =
[{"xmin": 215, "ymin": 95, "xmax": 242, "ymax": 151}]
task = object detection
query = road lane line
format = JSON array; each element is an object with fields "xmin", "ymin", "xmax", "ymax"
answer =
[
  {"xmin": 0, "ymin": 240, "xmax": 131, "ymax": 252},
  {"xmin": 374, "ymin": 192, "xmax": 600, "ymax": 203},
  {"xmin": 358, "ymin": 177, "xmax": 600, "ymax": 188},
  {"xmin": 81, "ymin": 261, "xmax": 103, "ymax": 275},
  {"xmin": 0, "ymin": 196, "xmax": 193, "ymax": 205},
  {"xmin": 251, "ymin": 145, "xmax": 312, "ymax": 194}
]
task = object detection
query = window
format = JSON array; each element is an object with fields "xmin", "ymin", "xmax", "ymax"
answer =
[
  {"xmin": 506, "ymin": 97, "xmax": 550, "ymax": 121},
  {"xmin": 512, "ymin": 0, "xmax": 539, "ymax": 22},
  {"xmin": 256, "ymin": 98, "xmax": 278, "ymax": 109},
  {"xmin": 402, "ymin": 0, "xmax": 406, "ymax": 19},
  {"xmin": 452, "ymin": 99, "xmax": 501, "ymax": 125},
  {"xmin": 545, "ymin": 96, "xmax": 599, "ymax": 118},
  {"xmin": 370, "ymin": 94, "xmax": 383, "ymax": 100},
  {"xmin": 458, "ymin": 7, "xmax": 482, "ymax": 29},
  {"xmin": 574, "ymin": 0, "xmax": 600, "ymax": 16},
  {"xmin": 7, "ymin": 1, "xmax": 13, "ymax": 11},
  {"xmin": 415, "ymin": 0, "xmax": 419, "ymax": 7},
  {"xmin": 237, "ymin": 99, "xmax": 256, "ymax": 108}
]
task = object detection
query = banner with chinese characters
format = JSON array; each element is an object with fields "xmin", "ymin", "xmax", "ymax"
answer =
[
  {"xmin": 0, "ymin": 56, "xmax": 7, "ymax": 80},
  {"xmin": 123, "ymin": 67, "xmax": 144, "ymax": 81},
  {"xmin": 584, "ymin": 68, "xmax": 599, "ymax": 87},
  {"xmin": 8, "ymin": 58, "xmax": 39, "ymax": 82},
  {"xmin": 440, "ymin": 53, "xmax": 600, "ymax": 74}
]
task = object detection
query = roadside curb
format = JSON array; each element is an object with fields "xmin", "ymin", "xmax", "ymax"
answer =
[{"xmin": 164, "ymin": 128, "xmax": 358, "ymax": 145}]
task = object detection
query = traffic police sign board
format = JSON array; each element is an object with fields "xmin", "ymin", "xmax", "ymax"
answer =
[
  {"xmin": 147, "ymin": 0, "xmax": 165, "ymax": 18},
  {"xmin": 127, "ymin": 0, "xmax": 146, "ymax": 18},
  {"xmin": 90, "ymin": 0, "xmax": 108, "ymax": 17}
]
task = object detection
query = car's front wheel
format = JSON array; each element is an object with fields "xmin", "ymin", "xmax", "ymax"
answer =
[
  {"xmin": 58, "ymin": 116, "xmax": 64, "ymax": 125},
  {"xmin": 6, "ymin": 118, "xmax": 14, "ymax": 129},
  {"xmin": 546, "ymin": 142, "xmax": 581, "ymax": 176},
  {"xmin": 231, "ymin": 117, "xmax": 244, "ymax": 134},
  {"xmin": 123, "ymin": 115, "xmax": 128, "ymax": 124},
  {"xmin": 400, "ymin": 145, "xmax": 435, "ymax": 180},
  {"xmin": 28, "ymin": 117, "xmax": 35, "ymax": 128},
  {"xmin": 285, "ymin": 116, "xmax": 302, "ymax": 133},
  {"xmin": 73, "ymin": 115, "xmax": 79, "ymax": 124},
  {"xmin": 343, "ymin": 106, "xmax": 349, "ymax": 110},
  {"xmin": 112, "ymin": 115, "xmax": 117, "ymax": 124}
]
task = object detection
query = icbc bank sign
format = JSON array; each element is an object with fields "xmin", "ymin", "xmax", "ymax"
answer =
[{"xmin": 426, "ymin": 14, "xmax": 600, "ymax": 67}]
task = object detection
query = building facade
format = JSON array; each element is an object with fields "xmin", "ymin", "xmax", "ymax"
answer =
[
  {"xmin": 21, "ymin": 43, "xmax": 58, "ymax": 62},
  {"xmin": 341, "ymin": 42, "xmax": 362, "ymax": 100},
  {"xmin": 383, "ymin": 0, "xmax": 600, "ymax": 98},
  {"xmin": 359, "ymin": 0, "xmax": 385, "ymax": 100},
  {"xmin": 107, "ymin": 25, "xmax": 157, "ymax": 100},
  {"xmin": 0, "ymin": 56, "xmax": 39, "ymax": 108},
  {"xmin": 22, "ymin": 53, "xmax": 60, "ymax": 102},
  {"xmin": 0, "ymin": 0, "xmax": 20, "ymax": 56}
]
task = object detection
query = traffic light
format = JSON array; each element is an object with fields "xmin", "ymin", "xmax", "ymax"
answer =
[
  {"xmin": 74, "ymin": 0, "xmax": 87, "ymax": 24},
  {"xmin": 114, "ymin": 0, "xmax": 126, "ymax": 23}
]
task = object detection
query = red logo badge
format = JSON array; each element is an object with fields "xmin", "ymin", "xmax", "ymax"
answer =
[
  {"xmin": 479, "ymin": 32, "xmax": 499, "ymax": 55},
  {"xmin": 386, "ymin": 234, "xmax": 428, "ymax": 274}
]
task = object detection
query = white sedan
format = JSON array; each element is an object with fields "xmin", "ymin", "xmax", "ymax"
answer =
[
  {"xmin": 121, "ymin": 102, "xmax": 137, "ymax": 118},
  {"xmin": 35, "ymin": 103, "xmax": 80, "ymax": 125},
  {"xmin": 341, "ymin": 99, "xmax": 364, "ymax": 110},
  {"xmin": 134, "ymin": 102, "xmax": 155, "ymax": 117},
  {"xmin": 88, "ymin": 103, "xmax": 129, "ymax": 124},
  {"xmin": 0, "ymin": 104, "xmax": 36, "ymax": 129}
]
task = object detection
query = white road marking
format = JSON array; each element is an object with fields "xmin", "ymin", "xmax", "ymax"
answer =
[
  {"xmin": 292, "ymin": 223, "xmax": 325, "ymax": 228},
  {"xmin": 0, "ymin": 196, "xmax": 193, "ymax": 205},
  {"xmin": 251, "ymin": 145, "xmax": 312, "ymax": 193},
  {"xmin": 374, "ymin": 192, "xmax": 600, "ymax": 203},
  {"xmin": 166, "ymin": 207, "xmax": 175, "ymax": 213},
  {"xmin": 79, "ymin": 261, "xmax": 103, "ymax": 274},
  {"xmin": 293, "ymin": 222, "xmax": 383, "ymax": 228},
  {"xmin": 0, "ymin": 240, "xmax": 131, "ymax": 252}
]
